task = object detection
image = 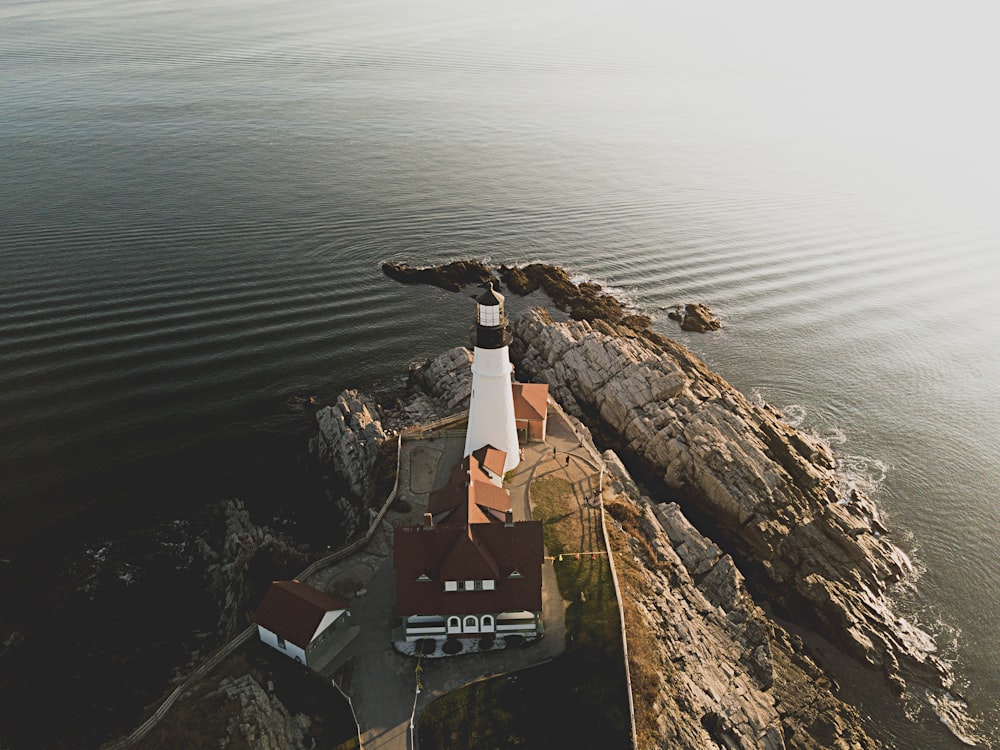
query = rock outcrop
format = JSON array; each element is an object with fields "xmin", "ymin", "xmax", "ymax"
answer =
[
  {"xmin": 381, "ymin": 260, "xmax": 497, "ymax": 292},
  {"xmin": 214, "ymin": 674, "xmax": 313, "ymax": 750},
  {"xmin": 668, "ymin": 302, "xmax": 722, "ymax": 332},
  {"xmin": 198, "ymin": 498, "xmax": 308, "ymax": 637},
  {"xmin": 512, "ymin": 306, "xmax": 950, "ymax": 696},
  {"xmin": 498, "ymin": 262, "xmax": 651, "ymax": 330},
  {"xmin": 312, "ymin": 390, "xmax": 387, "ymax": 500},
  {"xmin": 602, "ymin": 451, "xmax": 877, "ymax": 749},
  {"xmin": 409, "ymin": 346, "xmax": 473, "ymax": 416}
]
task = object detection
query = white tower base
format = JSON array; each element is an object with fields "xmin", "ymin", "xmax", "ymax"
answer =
[{"xmin": 464, "ymin": 345, "xmax": 521, "ymax": 475}]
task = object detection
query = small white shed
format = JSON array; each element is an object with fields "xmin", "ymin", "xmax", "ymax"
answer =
[{"xmin": 253, "ymin": 579, "xmax": 350, "ymax": 667}]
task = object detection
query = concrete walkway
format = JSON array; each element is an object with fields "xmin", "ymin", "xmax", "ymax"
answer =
[{"xmin": 326, "ymin": 407, "xmax": 603, "ymax": 750}]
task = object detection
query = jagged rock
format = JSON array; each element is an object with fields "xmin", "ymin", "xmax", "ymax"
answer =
[
  {"xmin": 668, "ymin": 303, "xmax": 722, "ymax": 332},
  {"xmin": 410, "ymin": 346, "xmax": 473, "ymax": 416},
  {"xmin": 199, "ymin": 499, "xmax": 307, "ymax": 636},
  {"xmin": 311, "ymin": 389, "xmax": 387, "ymax": 499},
  {"xmin": 602, "ymin": 452, "xmax": 877, "ymax": 749},
  {"xmin": 215, "ymin": 674, "xmax": 313, "ymax": 750},
  {"xmin": 512, "ymin": 306, "xmax": 950, "ymax": 696},
  {"xmin": 381, "ymin": 260, "xmax": 497, "ymax": 292}
]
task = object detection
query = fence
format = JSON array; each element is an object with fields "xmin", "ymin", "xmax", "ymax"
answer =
[{"xmin": 546, "ymin": 400, "xmax": 638, "ymax": 750}]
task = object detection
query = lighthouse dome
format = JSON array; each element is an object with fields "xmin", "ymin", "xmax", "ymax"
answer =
[{"xmin": 475, "ymin": 283, "xmax": 504, "ymax": 307}]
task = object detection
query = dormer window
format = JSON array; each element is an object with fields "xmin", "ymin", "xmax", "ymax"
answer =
[
  {"xmin": 443, "ymin": 579, "xmax": 496, "ymax": 591},
  {"xmin": 508, "ymin": 570, "xmax": 523, "ymax": 579},
  {"xmin": 417, "ymin": 573, "xmax": 431, "ymax": 582}
]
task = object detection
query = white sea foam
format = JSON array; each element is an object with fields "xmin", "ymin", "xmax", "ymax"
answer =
[{"xmin": 924, "ymin": 689, "xmax": 991, "ymax": 748}]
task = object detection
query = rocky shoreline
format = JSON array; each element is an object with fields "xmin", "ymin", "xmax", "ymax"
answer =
[
  {"xmin": 359, "ymin": 261, "xmax": 973, "ymax": 746},
  {"xmin": 315, "ymin": 327, "xmax": 884, "ymax": 747},
  {"xmin": 24, "ymin": 262, "xmax": 971, "ymax": 750},
  {"xmin": 510, "ymin": 306, "xmax": 950, "ymax": 696}
]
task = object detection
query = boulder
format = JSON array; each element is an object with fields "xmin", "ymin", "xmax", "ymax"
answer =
[
  {"xmin": 410, "ymin": 346, "xmax": 473, "ymax": 416},
  {"xmin": 668, "ymin": 303, "xmax": 722, "ymax": 332}
]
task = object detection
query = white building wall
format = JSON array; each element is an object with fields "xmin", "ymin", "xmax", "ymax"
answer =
[
  {"xmin": 312, "ymin": 609, "xmax": 345, "ymax": 642},
  {"xmin": 257, "ymin": 625, "xmax": 308, "ymax": 664},
  {"xmin": 464, "ymin": 345, "xmax": 520, "ymax": 474}
]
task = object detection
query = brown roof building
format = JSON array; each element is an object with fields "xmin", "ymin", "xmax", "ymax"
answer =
[
  {"xmin": 253, "ymin": 580, "xmax": 351, "ymax": 666},
  {"xmin": 394, "ymin": 521, "xmax": 543, "ymax": 619},
  {"xmin": 513, "ymin": 382, "xmax": 549, "ymax": 442},
  {"xmin": 393, "ymin": 446, "xmax": 546, "ymax": 643},
  {"xmin": 427, "ymin": 447, "xmax": 511, "ymax": 525}
]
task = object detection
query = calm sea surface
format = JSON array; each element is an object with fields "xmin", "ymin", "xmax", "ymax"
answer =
[{"xmin": 2, "ymin": 0, "xmax": 998, "ymax": 746}]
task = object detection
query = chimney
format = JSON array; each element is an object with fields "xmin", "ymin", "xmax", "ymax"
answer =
[
  {"xmin": 504, "ymin": 509, "xmax": 514, "ymax": 527},
  {"xmin": 423, "ymin": 513, "xmax": 433, "ymax": 528}
]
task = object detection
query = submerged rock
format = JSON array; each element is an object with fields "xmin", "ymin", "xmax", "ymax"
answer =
[
  {"xmin": 512, "ymin": 306, "xmax": 951, "ymax": 696},
  {"xmin": 668, "ymin": 302, "xmax": 722, "ymax": 332}
]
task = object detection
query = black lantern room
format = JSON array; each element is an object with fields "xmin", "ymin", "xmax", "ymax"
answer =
[{"xmin": 471, "ymin": 282, "xmax": 511, "ymax": 349}]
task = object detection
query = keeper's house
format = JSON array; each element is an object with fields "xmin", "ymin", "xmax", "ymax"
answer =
[
  {"xmin": 253, "ymin": 580, "xmax": 351, "ymax": 667},
  {"xmin": 393, "ymin": 447, "xmax": 544, "ymax": 642}
]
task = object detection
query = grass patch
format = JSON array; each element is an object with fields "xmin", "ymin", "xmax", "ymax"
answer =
[
  {"xmin": 604, "ymin": 502, "xmax": 682, "ymax": 749},
  {"xmin": 418, "ymin": 471, "xmax": 631, "ymax": 750}
]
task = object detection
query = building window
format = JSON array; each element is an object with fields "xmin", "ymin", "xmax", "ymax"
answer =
[
  {"xmin": 483, "ymin": 579, "xmax": 495, "ymax": 590},
  {"xmin": 481, "ymin": 615, "xmax": 495, "ymax": 632},
  {"xmin": 447, "ymin": 616, "xmax": 461, "ymax": 633},
  {"xmin": 463, "ymin": 615, "xmax": 479, "ymax": 633},
  {"xmin": 474, "ymin": 580, "xmax": 483, "ymax": 591},
  {"xmin": 478, "ymin": 305, "xmax": 500, "ymax": 326},
  {"xmin": 465, "ymin": 580, "xmax": 475, "ymax": 590},
  {"xmin": 445, "ymin": 580, "xmax": 458, "ymax": 592},
  {"xmin": 276, "ymin": 636, "xmax": 286, "ymax": 650}
]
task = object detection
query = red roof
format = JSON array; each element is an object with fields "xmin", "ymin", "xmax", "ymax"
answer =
[
  {"xmin": 253, "ymin": 580, "xmax": 348, "ymax": 649},
  {"xmin": 440, "ymin": 526, "xmax": 500, "ymax": 580},
  {"xmin": 512, "ymin": 382, "xmax": 548, "ymax": 421},
  {"xmin": 470, "ymin": 445, "xmax": 506, "ymax": 479},
  {"xmin": 428, "ymin": 452, "xmax": 511, "ymax": 525},
  {"xmin": 394, "ymin": 521, "xmax": 544, "ymax": 617}
]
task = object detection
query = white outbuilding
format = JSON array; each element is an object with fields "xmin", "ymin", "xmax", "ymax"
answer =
[{"xmin": 253, "ymin": 579, "xmax": 351, "ymax": 667}]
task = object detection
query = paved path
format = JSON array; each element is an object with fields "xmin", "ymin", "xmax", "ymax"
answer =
[{"xmin": 328, "ymin": 407, "xmax": 602, "ymax": 750}]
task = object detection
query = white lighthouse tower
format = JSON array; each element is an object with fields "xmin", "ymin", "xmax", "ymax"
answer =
[{"xmin": 464, "ymin": 283, "xmax": 521, "ymax": 475}]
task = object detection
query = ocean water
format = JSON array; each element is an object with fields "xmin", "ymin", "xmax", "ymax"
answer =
[{"xmin": 2, "ymin": 0, "xmax": 998, "ymax": 746}]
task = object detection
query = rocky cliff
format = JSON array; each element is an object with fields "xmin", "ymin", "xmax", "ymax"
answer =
[
  {"xmin": 510, "ymin": 306, "xmax": 950, "ymax": 697},
  {"xmin": 311, "ymin": 389, "xmax": 387, "ymax": 501},
  {"xmin": 406, "ymin": 339, "xmax": 882, "ymax": 747},
  {"xmin": 601, "ymin": 450, "xmax": 877, "ymax": 749}
]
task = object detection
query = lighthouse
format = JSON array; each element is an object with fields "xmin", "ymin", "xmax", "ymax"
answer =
[{"xmin": 464, "ymin": 282, "xmax": 521, "ymax": 475}]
